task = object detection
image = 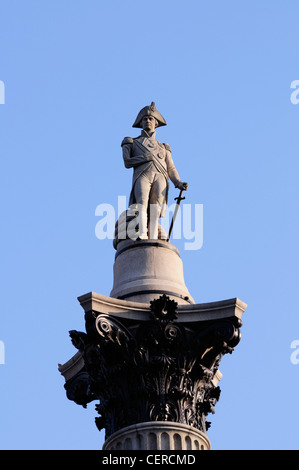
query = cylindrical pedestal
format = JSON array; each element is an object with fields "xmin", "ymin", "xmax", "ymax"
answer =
[
  {"xmin": 102, "ymin": 422, "xmax": 210, "ymax": 451},
  {"xmin": 110, "ymin": 239, "xmax": 194, "ymax": 305}
]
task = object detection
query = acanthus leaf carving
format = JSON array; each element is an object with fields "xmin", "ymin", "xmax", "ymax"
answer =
[{"xmin": 64, "ymin": 296, "xmax": 242, "ymax": 439}]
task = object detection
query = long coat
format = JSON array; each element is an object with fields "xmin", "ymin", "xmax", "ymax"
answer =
[{"xmin": 121, "ymin": 131, "xmax": 181, "ymax": 217}]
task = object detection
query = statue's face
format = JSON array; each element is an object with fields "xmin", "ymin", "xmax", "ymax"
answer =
[{"xmin": 141, "ymin": 115, "xmax": 157, "ymax": 133}]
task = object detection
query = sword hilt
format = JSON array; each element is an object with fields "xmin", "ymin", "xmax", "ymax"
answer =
[{"xmin": 174, "ymin": 188, "xmax": 186, "ymax": 202}]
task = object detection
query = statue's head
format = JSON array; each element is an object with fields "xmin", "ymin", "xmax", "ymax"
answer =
[
  {"xmin": 132, "ymin": 102, "xmax": 167, "ymax": 129},
  {"xmin": 141, "ymin": 114, "xmax": 158, "ymax": 133}
]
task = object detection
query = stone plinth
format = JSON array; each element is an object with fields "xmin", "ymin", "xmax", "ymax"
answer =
[
  {"xmin": 110, "ymin": 239, "xmax": 194, "ymax": 305},
  {"xmin": 102, "ymin": 422, "xmax": 211, "ymax": 451}
]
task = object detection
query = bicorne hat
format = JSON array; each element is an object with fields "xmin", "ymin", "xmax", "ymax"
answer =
[{"xmin": 132, "ymin": 102, "xmax": 167, "ymax": 128}]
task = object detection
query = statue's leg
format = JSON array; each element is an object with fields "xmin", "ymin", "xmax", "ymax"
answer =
[
  {"xmin": 148, "ymin": 174, "xmax": 167, "ymax": 239},
  {"xmin": 133, "ymin": 173, "xmax": 153, "ymax": 239}
]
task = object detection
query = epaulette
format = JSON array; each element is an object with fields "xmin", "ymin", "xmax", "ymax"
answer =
[
  {"xmin": 163, "ymin": 143, "xmax": 171, "ymax": 152},
  {"xmin": 121, "ymin": 136, "xmax": 134, "ymax": 146}
]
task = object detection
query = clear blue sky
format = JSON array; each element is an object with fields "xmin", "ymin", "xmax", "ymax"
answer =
[{"xmin": 0, "ymin": 0, "xmax": 298, "ymax": 450}]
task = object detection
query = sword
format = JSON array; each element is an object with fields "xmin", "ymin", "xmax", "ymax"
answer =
[{"xmin": 167, "ymin": 188, "xmax": 186, "ymax": 241}]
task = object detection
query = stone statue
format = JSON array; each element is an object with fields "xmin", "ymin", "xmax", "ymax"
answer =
[{"xmin": 121, "ymin": 102, "xmax": 188, "ymax": 240}]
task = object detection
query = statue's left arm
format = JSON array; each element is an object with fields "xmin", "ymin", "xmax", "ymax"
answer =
[{"xmin": 164, "ymin": 144, "xmax": 188, "ymax": 191}]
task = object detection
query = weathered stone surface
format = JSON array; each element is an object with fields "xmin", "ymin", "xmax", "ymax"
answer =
[
  {"xmin": 59, "ymin": 294, "xmax": 246, "ymax": 448},
  {"xmin": 110, "ymin": 239, "xmax": 194, "ymax": 305}
]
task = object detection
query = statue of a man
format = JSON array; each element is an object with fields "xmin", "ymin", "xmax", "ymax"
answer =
[{"xmin": 121, "ymin": 102, "xmax": 188, "ymax": 240}]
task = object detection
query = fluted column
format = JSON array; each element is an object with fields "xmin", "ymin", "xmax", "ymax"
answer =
[{"xmin": 102, "ymin": 422, "xmax": 211, "ymax": 450}]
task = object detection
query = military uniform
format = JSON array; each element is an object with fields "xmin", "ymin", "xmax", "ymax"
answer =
[{"xmin": 121, "ymin": 103, "xmax": 184, "ymax": 239}]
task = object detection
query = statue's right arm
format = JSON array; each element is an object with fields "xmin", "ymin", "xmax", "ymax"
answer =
[
  {"xmin": 121, "ymin": 137, "xmax": 151, "ymax": 169},
  {"xmin": 122, "ymin": 140, "xmax": 133, "ymax": 168}
]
